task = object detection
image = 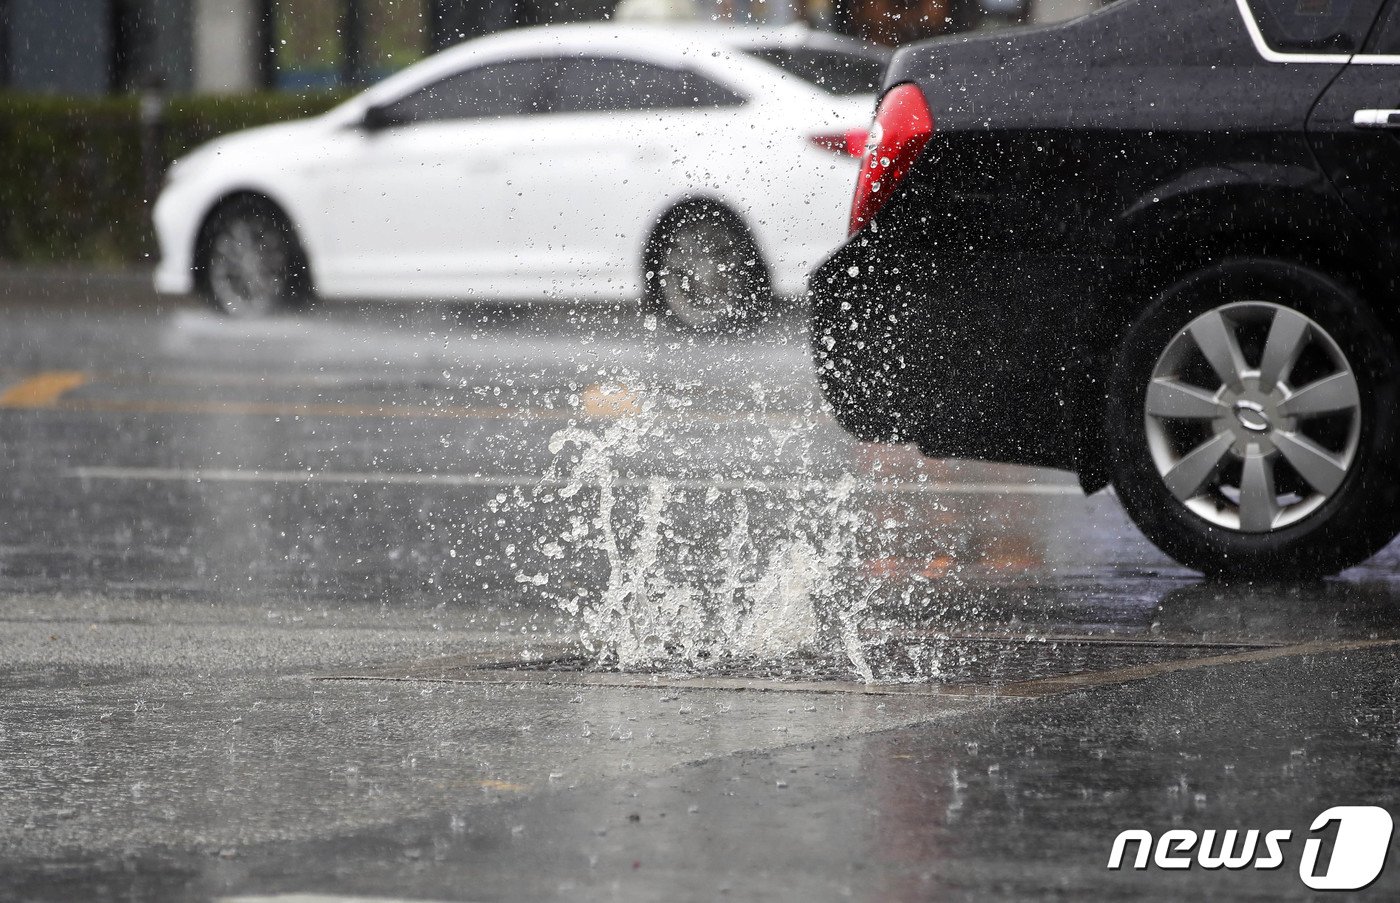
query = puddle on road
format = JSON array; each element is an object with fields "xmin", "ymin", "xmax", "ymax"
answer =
[
  {"xmin": 499, "ymin": 636, "xmax": 1266, "ymax": 685},
  {"xmin": 323, "ymin": 634, "xmax": 1392, "ymax": 701}
]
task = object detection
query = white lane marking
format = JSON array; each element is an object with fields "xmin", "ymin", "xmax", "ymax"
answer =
[
  {"xmin": 219, "ymin": 896, "xmax": 471, "ymax": 903},
  {"xmin": 66, "ymin": 466, "xmax": 1082, "ymax": 496}
]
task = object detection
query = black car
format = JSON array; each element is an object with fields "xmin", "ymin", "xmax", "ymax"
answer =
[{"xmin": 811, "ymin": 0, "xmax": 1400, "ymax": 578}]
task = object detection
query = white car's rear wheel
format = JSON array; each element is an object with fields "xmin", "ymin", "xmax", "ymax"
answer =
[{"xmin": 646, "ymin": 207, "xmax": 771, "ymax": 332}]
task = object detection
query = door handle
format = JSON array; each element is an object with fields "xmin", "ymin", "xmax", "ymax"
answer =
[{"xmin": 1352, "ymin": 109, "xmax": 1400, "ymax": 129}]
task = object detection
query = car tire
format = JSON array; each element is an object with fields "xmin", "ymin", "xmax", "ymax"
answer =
[
  {"xmin": 644, "ymin": 206, "xmax": 772, "ymax": 332},
  {"xmin": 1106, "ymin": 259, "xmax": 1400, "ymax": 579},
  {"xmin": 199, "ymin": 199, "xmax": 310, "ymax": 317}
]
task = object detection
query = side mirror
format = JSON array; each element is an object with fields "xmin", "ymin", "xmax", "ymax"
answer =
[{"xmin": 361, "ymin": 102, "xmax": 402, "ymax": 132}]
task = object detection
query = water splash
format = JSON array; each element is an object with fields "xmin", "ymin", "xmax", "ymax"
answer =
[{"xmin": 537, "ymin": 381, "xmax": 879, "ymax": 677}]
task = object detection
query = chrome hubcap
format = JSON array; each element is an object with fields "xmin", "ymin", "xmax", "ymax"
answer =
[
  {"xmin": 1232, "ymin": 400, "xmax": 1270, "ymax": 433},
  {"xmin": 1144, "ymin": 301, "xmax": 1361, "ymax": 533}
]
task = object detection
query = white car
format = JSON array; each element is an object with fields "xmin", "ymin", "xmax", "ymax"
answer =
[{"xmin": 153, "ymin": 24, "xmax": 886, "ymax": 329}]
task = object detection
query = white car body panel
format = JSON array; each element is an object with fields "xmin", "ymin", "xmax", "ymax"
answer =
[{"xmin": 153, "ymin": 24, "xmax": 876, "ymax": 303}]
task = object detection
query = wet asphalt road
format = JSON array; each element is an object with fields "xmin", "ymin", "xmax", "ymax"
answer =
[{"xmin": 2, "ymin": 283, "xmax": 1399, "ymax": 901}]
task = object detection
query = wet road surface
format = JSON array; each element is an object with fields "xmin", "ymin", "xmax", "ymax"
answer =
[{"xmin": 2, "ymin": 286, "xmax": 1399, "ymax": 900}]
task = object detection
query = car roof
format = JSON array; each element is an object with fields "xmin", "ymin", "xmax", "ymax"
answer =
[
  {"xmin": 342, "ymin": 22, "xmax": 886, "ymax": 116},
  {"xmin": 466, "ymin": 22, "xmax": 887, "ymax": 57}
]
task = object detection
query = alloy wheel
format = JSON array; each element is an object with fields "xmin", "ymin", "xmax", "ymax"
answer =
[{"xmin": 1143, "ymin": 300, "xmax": 1361, "ymax": 533}]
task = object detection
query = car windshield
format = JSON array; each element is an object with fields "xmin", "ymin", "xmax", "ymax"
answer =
[{"xmin": 743, "ymin": 46, "xmax": 888, "ymax": 95}]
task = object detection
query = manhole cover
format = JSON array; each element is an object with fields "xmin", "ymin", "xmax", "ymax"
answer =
[{"xmin": 316, "ymin": 633, "xmax": 1316, "ymax": 697}]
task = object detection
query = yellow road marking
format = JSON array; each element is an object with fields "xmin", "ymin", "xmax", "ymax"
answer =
[
  {"xmin": 0, "ymin": 370, "xmax": 820, "ymax": 426},
  {"xmin": 0, "ymin": 371, "xmax": 86, "ymax": 408},
  {"xmin": 477, "ymin": 779, "xmax": 528, "ymax": 792},
  {"xmin": 51, "ymin": 397, "xmax": 566, "ymax": 421},
  {"xmin": 22, "ymin": 395, "xmax": 815, "ymax": 427},
  {"xmin": 581, "ymin": 382, "xmax": 643, "ymax": 417}
]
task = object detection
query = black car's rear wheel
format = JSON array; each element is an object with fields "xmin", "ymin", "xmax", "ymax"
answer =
[
  {"xmin": 644, "ymin": 207, "xmax": 771, "ymax": 332},
  {"xmin": 199, "ymin": 199, "xmax": 309, "ymax": 317},
  {"xmin": 1107, "ymin": 260, "xmax": 1400, "ymax": 578}
]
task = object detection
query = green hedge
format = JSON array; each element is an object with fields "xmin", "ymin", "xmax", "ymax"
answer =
[{"xmin": 0, "ymin": 91, "xmax": 345, "ymax": 264}]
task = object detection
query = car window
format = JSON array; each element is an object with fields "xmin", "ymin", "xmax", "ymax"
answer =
[
  {"xmin": 743, "ymin": 47, "xmax": 887, "ymax": 96},
  {"xmin": 551, "ymin": 57, "xmax": 743, "ymax": 113},
  {"xmin": 1362, "ymin": 0, "xmax": 1400, "ymax": 53},
  {"xmin": 383, "ymin": 58, "xmax": 552, "ymax": 123},
  {"xmin": 1245, "ymin": 0, "xmax": 1386, "ymax": 53}
]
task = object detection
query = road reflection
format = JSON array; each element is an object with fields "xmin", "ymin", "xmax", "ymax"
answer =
[{"xmin": 1149, "ymin": 580, "xmax": 1400, "ymax": 643}]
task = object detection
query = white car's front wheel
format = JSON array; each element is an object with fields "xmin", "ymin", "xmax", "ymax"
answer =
[
  {"xmin": 198, "ymin": 199, "xmax": 310, "ymax": 317},
  {"xmin": 645, "ymin": 206, "xmax": 771, "ymax": 332}
]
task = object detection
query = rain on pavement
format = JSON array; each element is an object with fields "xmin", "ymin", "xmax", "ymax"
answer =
[{"xmin": 2, "ymin": 284, "xmax": 1399, "ymax": 900}]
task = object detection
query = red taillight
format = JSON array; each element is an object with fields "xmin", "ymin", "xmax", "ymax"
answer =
[
  {"xmin": 808, "ymin": 128, "xmax": 869, "ymax": 158},
  {"xmin": 849, "ymin": 83, "xmax": 934, "ymax": 236}
]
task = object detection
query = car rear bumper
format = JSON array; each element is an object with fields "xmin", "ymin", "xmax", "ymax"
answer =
[
  {"xmin": 809, "ymin": 239, "xmax": 916, "ymax": 443},
  {"xmin": 809, "ymin": 231, "xmax": 1108, "ymax": 473}
]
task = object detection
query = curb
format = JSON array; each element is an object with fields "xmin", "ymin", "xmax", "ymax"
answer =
[{"xmin": 0, "ymin": 265, "xmax": 196, "ymax": 309}]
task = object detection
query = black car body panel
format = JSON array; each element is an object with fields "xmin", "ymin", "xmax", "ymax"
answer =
[{"xmin": 811, "ymin": 0, "xmax": 1398, "ymax": 491}]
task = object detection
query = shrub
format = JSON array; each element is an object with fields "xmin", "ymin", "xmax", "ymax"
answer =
[{"xmin": 0, "ymin": 91, "xmax": 344, "ymax": 264}]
